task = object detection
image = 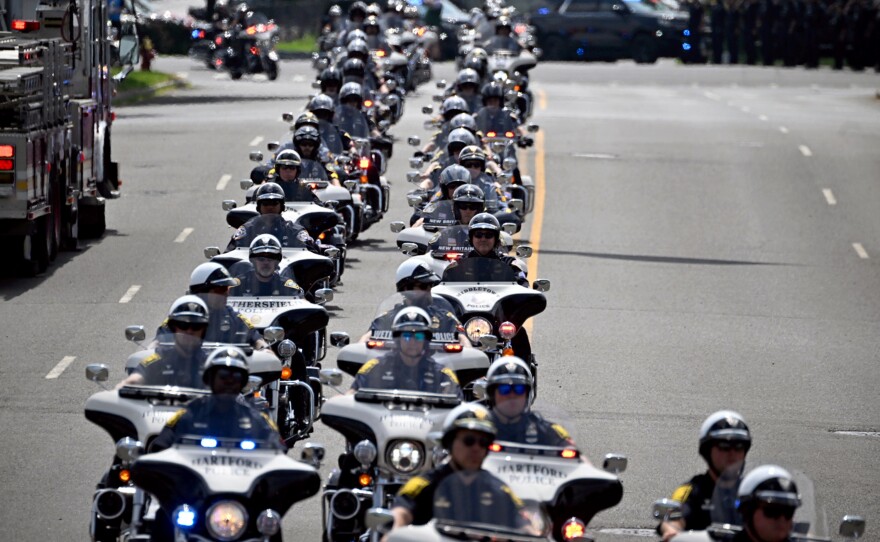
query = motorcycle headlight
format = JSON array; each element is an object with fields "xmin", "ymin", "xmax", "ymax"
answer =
[
  {"xmin": 206, "ymin": 500, "xmax": 248, "ymax": 541},
  {"xmin": 386, "ymin": 440, "xmax": 424, "ymax": 475},
  {"xmin": 465, "ymin": 317, "xmax": 492, "ymax": 344}
]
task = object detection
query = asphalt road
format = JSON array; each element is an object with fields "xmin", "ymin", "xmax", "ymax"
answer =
[{"xmin": 0, "ymin": 57, "xmax": 878, "ymax": 541}]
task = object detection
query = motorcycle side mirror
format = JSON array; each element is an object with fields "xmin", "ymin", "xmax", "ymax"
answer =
[
  {"xmin": 409, "ymin": 157, "xmax": 424, "ymax": 169},
  {"xmin": 242, "ymin": 375, "xmax": 263, "ymax": 395},
  {"xmin": 435, "ymin": 79, "xmax": 447, "ymax": 89},
  {"xmin": 508, "ymin": 199, "xmax": 524, "ymax": 212},
  {"xmin": 502, "ymin": 157, "xmax": 517, "ymax": 171},
  {"xmin": 378, "ymin": 120, "xmax": 391, "ymax": 131},
  {"xmin": 471, "ymin": 377, "xmax": 488, "ymax": 400},
  {"xmin": 329, "ymin": 332, "xmax": 350, "ymax": 348},
  {"xmin": 406, "ymin": 171, "xmax": 421, "ymax": 183},
  {"xmin": 240, "ymin": 179, "xmax": 254, "ymax": 190},
  {"xmin": 277, "ymin": 339, "xmax": 296, "ymax": 358},
  {"xmin": 282, "ymin": 112, "xmax": 294, "ymax": 122},
  {"xmin": 432, "ymin": 94, "xmax": 444, "ymax": 103},
  {"xmin": 300, "ymin": 442, "xmax": 326, "ymax": 468},
  {"xmin": 343, "ymin": 180, "xmax": 358, "ymax": 191},
  {"xmin": 115, "ymin": 437, "xmax": 145, "ymax": 464},
  {"xmin": 408, "ymin": 135, "xmax": 421, "ymax": 146},
  {"xmin": 249, "ymin": 150, "xmax": 263, "ymax": 162},
  {"xmin": 337, "ymin": 155, "xmax": 351, "ymax": 166},
  {"xmin": 602, "ymin": 453, "xmax": 627, "ymax": 474},
  {"xmin": 125, "ymin": 325, "xmax": 146, "ymax": 343},
  {"xmin": 532, "ymin": 279, "xmax": 551, "ymax": 292},
  {"xmin": 401, "ymin": 242, "xmax": 419, "ymax": 256},
  {"xmin": 421, "ymin": 105, "xmax": 433, "ymax": 115},
  {"xmin": 263, "ymin": 326, "xmax": 285, "ymax": 344},
  {"xmin": 266, "ymin": 141, "xmax": 280, "ymax": 152},
  {"xmin": 386, "ymin": 78, "xmax": 397, "ymax": 91},
  {"xmin": 527, "ymin": 123, "xmax": 540, "ymax": 133},
  {"xmin": 324, "ymin": 199, "xmax": 339, "ymax": 209},
  {"xmin": 532, "ymin": 47, "xmax": 543, "ymax": 59},
  {"xmin": 319, "ymin": 368, "xmax": 344, "ymax": 386},
  {"xmin": 365, "ymin": 508, "xmax": 395, "ymax": 530},
  {"xmin": 406, "ymin": 194, "xmax": 423, "ymax": 208},
  {"xmin": 324, "ymin": 247, "xmax": 340, "ymax": 258},
  {"xmin": 222, "ymin": 200, "xmax": 238, "ymax": 211},
  {"xmin": 204, "ymin": 246, "xmax": 221, "ymax": 259},
  {"xmin": 479, "ymin": 334, "xmax": 498, "ymax": 351},
  {"xmin": 315, "ymin": 288, "xmax": 334, "ymax": 304},
  {"xmin": 652, "ymin": 498, "xmax": 682, "ymax": 520},
  {"xmin": 390, "ymin": 221, "xmax": 406, "ymax": 233},
  {"xmin": 516, "ymin": 245, "xmax": 533, "ymax": 258},
  {"xmin": 839, "ymin": 515, "xmax": 866, "ymax": 539},
  {"xmin": 86, "ymin": 363, "xmax": 109, "ymax": 383},
  {"xmin": 501, "ymin": 222, "xmax": 517, "ymax": 235},
  {"xmin": 310, "ymin": 81, "xmax": 321, "ymax": 89}
]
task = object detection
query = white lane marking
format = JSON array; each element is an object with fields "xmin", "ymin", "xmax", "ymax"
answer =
[
  {"xmin": 799, "ymin": 145, "xmax": 813, "ymax": 157},
  {"xmin": 853, "ymin": 243, "xmax": 869, "ymax": 259},
  {"xmin": 45, "ymin": 356, "xmax": 76, "ymax": 379},
  {"xmin": 573, "ymin": 153, "xmax": 617, "ymax": 160},
  {"xmin": 833, "ymin": 431, "xmax": 880, "ymax": 438},
  {"xmin": 726, "ymin": 101, "xmax": 736, "ymax": 106},
  {"xmin": 216, "ymin": 174, "xmax": 231, "ymax": 191},
  {"xmin": 771, "ymin": 83, "xmax": 779, "ymax": 88},
  {"xmin": 779, "ymin": 126, "xmax": 789, "ymax": 134},
  {"xmin": 703, "ymin": 91, "xmax": 720, "ymax": 101},
  {"xmin": 174, "ymin": 227, "xmax": 194, "ymax": 243},
  {"xmin": 822, "ymin": 189, "xmax": 837, "ymax": 205},
  {"xmin": 292, "ymin": 74, "xmax": 305, "ymax": 82},
  {"xmin": 119, "ymin": 285, "xmax": 142, "ymax": 304},
  {"xmin": 175, "ymin": 72, "xmax": 189, "ymax": 79},
  {"xmin": 759, "ymin": 115, "xmax": 769, "ymax": 121},
  {"xmin": 741, "ymin": 106, "xmax": 751, "ymax": 113},
  {"xmin": 249, "ymin": 136, "xmax": 264, "ymax": 147}
]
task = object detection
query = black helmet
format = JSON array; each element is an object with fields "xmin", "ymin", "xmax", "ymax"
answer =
[
  {"xmin": 455, "ymin": 68, "xmax": 481, "ymax": 89},
  {"xmin": 255, "ymin": 182, "xmax": 285, "ymax": 207},
  {"xmin": 168, "ymin": 295, "xmax": 210, "ymax": 326},
  {"xmin": 463, "ymin": 56, "xmax": 487, "ymax": 79},
  {"xmin": 342, "ymin": 58, "xmax": 366, "ymax": 80},
  {"xmin": 340, "ymin": 81, "xmax": 364, "ymax": 106},
  {"xmin": 308, "ymin": 94, "xmax": 335, "ymax": 119},
  {"xmin": 446, "ymin": 127, "xmax": 478, "ymax": 158},
  {"xmin": 294, "ymin": 111, "xmax": 321, "ymax": 130},
  {"xmin": 188, "ymin": 262, "xmax": 240, "ymax": 294},
  {"xmin": 457, "ymin": 145, "xmax": 486, "ymax": 168},
  {"xmin": 441, "ymin": 403, "xmax": 496, "ymax": 449},
  {"xmin": 347, "ymin": 38, "xmax": 369, "ymax": 59},
  {"xmin": 348, "ymin": 1, "xmax": 367, "ymax": 20},
  {"xmin": 319, "ymin": 67, "xmax": 342, "ymax": 91},
  {"xmin": 294, "ymin": 126, "xmax": 321, "ymax": 145},
  {"xmin": 468, "ymin": 212, "xmax": 501, "ymax": 243},
  {"xmin": 363, "ymin": 15, "xmax": 380, "ymax": 33},
  {"xmin": 736, "ymin": 465, "xmax": 801, "ymax": 515},
  {"xmin": 440, "ymin": 96, "xmax": 468, "ymax": 121},
  {"xmin": 439, "ymin": 164, "xmax": 471, "ymax": 191},
  {"xmin": 698, "ymin": 410, "xmax": 752, "ymax": 465},
  {"xmin": 274, "ymin": 149, "xmax": 302, "ymax": 168},
  {"xmin": 449, "ymin": 113, "xmax": 477, "ymax": 134},
  {"xmin": 391, "ymin": 307, "xmax": 433, "ymax": 338},
  {"xmin": 249, "ymin": 233, "xmax": 282, "ymax": 260},
  {"xmin": 481, "ymin": 81, "xmax": 505, "ymax": 105},
  {"xmin": 453, "ymin": 183, "xmax": 485, "ymax": 205},
  {"xmin": 344, "ymin": 29, "xmax": 368, "ymax": 45},
  {"xmin": 485, "ymin": 356, "xmax": 533, "ymax": 406},
  {"xmin": 202, "ymin": 346, "xmax": 249, "ymax": 388},
  {"xmin": 495, "ymin": 16, "xmax": 512, "ymax": 32},
  {"xmin": 395, "ymin": 260, "xmax": 441, "ymax": 291},
  {"xmin": 328, "ymin": 4, "xmax": 342, "ymax": 17}
]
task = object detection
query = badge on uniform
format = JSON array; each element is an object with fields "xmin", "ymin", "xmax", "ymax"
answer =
[
  {"xmin": 233, "ymin": 226, "xmax": 247, "ymax": 240},
  {"xmin": 297, "ymin": 230, "xmax": 311, "ymax": 243}
]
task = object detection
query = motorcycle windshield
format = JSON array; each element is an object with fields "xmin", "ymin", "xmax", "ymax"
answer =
[
  {"xmin": 368, "ymin": 292, "xmax": 461, "ymax": 343},
  {"xmin": 441, "ymin": 257, "xmax": 519, "ymax": 284},
  {"xmin": 431, "ymin": 471, "xmax": 550, "ymax": 540},
  {"xmin": 709, "ymin": 463, "xmax": 744, "ymax": 526},
  {"xmin": 788, "ymin": 471, "xmax": 830, "ymax": 541}
]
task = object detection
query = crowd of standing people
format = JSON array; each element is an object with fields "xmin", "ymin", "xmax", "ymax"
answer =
[{"xmin": 680, "ymin": 0, "xmax": 879, "ymax": 71}]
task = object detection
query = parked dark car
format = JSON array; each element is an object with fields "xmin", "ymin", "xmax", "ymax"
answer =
[{"xmin": 530, "ymin": 0, "xmax": 691, "ymax": 63}]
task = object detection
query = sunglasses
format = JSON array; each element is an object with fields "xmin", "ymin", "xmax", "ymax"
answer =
[
  {"xmin": 471, "ymin": 231, "xmax": 496, "ymax": 240},
  {"xmin": 260, "ymin": 200, "xmax": 283, "ymax": 206},
  {"xmin": 457, "ymin": 203, "xmax": 482, "ymax": 211},
  {"xmin": 460, "ymin": 434, "xmax": 493, "ymax": 448},
  {"xmin": 215, "ymin": 369, "xmax": 245, "ymax": 382},
  {"xmin": 297, "ymin": 142, "xmax": 316, "ymax": 147},
  {"xmin": 404, "ymin": 283, "xmax": 432, "ymax": 291},
  {"xmin": 715, "ymin": 441, "xmax": 748, "ymax": 452},
  {"xmin": 759, "ymin": 505, "xmax": 796, "ymax": 520},
  {"xmin": 252, "ymin": 256, "xmax": 279, "ymax": 263},
  {"xmin": 399, "ymin": 331, "xmax": 428, "ymax": 341},
  {"xmin": 497, "ymin": 383, "xmax": 528, "ymax": 396},
  {"xmin": 279, "ymin": 165, "xmax": 299, "ymax": 170},
  {"xmin": 461, "ymin": 161, "xmax": 483, "ymax": 169},
  {"xmin": 171, "ymin": 322, "xmax": 207, "ymax": 332}
]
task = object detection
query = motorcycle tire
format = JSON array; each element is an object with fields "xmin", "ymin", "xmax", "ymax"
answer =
[
  {"xmin": 266, "ymin": 61, "xmax": 278, "ymax": 81},
  {"xmin": 230, "ymin": 69, "xmax": 243, "ymax": 80}
]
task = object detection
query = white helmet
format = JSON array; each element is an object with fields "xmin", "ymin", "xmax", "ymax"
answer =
[
  {"xmin": 736, "ymin": 465, "xmax": 801, "ymax": 512},
  {"xmin": 167, "ymin": 295, "xmax": 210, "ymax": 325}
]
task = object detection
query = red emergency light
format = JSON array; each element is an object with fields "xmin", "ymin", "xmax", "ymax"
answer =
[
  {"xmin": 12, "ymin": 20, "xmax": 40, "ymax": 32},
  {"xmin": 0, "ymin": 159, "xmax": 14, "ymax": 171},
  {"xmin": 0, "ymin": 145, "xmax": 14, "ymax": 158}
]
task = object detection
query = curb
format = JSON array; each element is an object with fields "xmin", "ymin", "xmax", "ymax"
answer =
[
  {"xmin": 277, "ymin": 51, "xmax": 314, "ymax": 60},
  {"xmin": 114, "ymin": 76, "xmax": 189, "ymax": 105}
]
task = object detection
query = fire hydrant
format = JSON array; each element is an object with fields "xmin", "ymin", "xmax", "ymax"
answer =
[{"xmin": 140, "ymin": 37, "xmax": 156, "ymax": 71}]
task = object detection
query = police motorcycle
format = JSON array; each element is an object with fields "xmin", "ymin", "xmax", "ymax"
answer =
[
  {"xmin": 313, "ymin": 368, "xmax": 462, "ymax": 542},
  {"xmin": 337, "ymin": 136, "xmax": 391, "ymax": 232},
  {"xmin": 129, "ymin": 434, "xmax": 320, "ymax": 542},
  {"xmin": 329, "ymin": 291, "xmax": 491, "ymax": 398},
  {"xmin": 432, "ymin": 257, "xmax": 549, "ymax": 375},
  {"xmin": 188, "ymin": 20, "xmax": 223, "ymax": 70},
  {"xmin": 652, "ymin": 466, "xmax": 867, "ymax": 542},
  {"xmin": 216, "ymin": 11, "xmax": 280, "ymax": 80}
]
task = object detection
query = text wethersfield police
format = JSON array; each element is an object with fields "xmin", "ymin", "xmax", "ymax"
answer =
[{"xmin": 230, "ymin": 300, "xmax": 294, "ymax": 309}]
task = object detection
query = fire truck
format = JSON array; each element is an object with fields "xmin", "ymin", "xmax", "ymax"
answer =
[{"xmin": 0, "ymin": 0, "xmax": 137, "ymax": 275}]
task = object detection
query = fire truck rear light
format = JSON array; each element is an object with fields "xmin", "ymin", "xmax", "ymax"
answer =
[
  {"xmin": 12, "ymin": 20, "xmax": 40, "ymax": 32},
  {"xmin": 0, "ymin": 145, "xmax": 14, "ymax": 158},
  {"xmin": 0, "ymin": 159, "xmax": 14, "ymax": 171},
  {"xmin": 111, "ymin": 112, "xmax": 117, "ymax": 122}
]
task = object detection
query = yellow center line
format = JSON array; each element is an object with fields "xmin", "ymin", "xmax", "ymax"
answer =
[{"xmin": 522, "ymin": 92, "xmax": 547, "ymax": 337}]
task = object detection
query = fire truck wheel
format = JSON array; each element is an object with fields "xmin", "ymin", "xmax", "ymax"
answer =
[{"xmin": 80, "ymin": 197, "xmax": 106, "ymax": 239}]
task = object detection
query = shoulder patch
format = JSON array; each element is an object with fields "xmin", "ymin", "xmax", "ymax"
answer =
[
  {"xmin": 165, "ymin": 409, "xmax": 186, "ymax": 428},
  {"xmin": 500, "ymin": 484, "xmax": 524, "ymax": 508},
  {"xmin": 358, "ymin": 358, "xmax": 380, "ymax": 375},
  {"xmin": 296, "ymin": 230, "xmax": 311, "ymax": 243},
  {"xmin": 284, "ymin": 279, "xmax": 301, "ymax": 290},
  {"xmin": 399, "ymin": 475, "xmax": 430, "ymax": 498},
  {"xmin": 550, "ymin": 423, "xmax": 571, "ymax": 440},
  {"xmin": 141, "ymin": 353, "xmax": 161, "ymax": 367},
  {"xmin": 671, "ymin": 483, "xmax": 693, "ymax": 504},
  {"xmin": 429, "ymin": 231, "xmax": 441, "ymax": 244},
  {"xmin": 236, "ymin": 313, "xmax": 255, "ymax": 329},
  {"xmin": 233, "ymin": 226, "xmax": 247, "ymax": 240},
  {"xmin": 441, "ymin": 367, "xmax": 460, "ymax": 385}
]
